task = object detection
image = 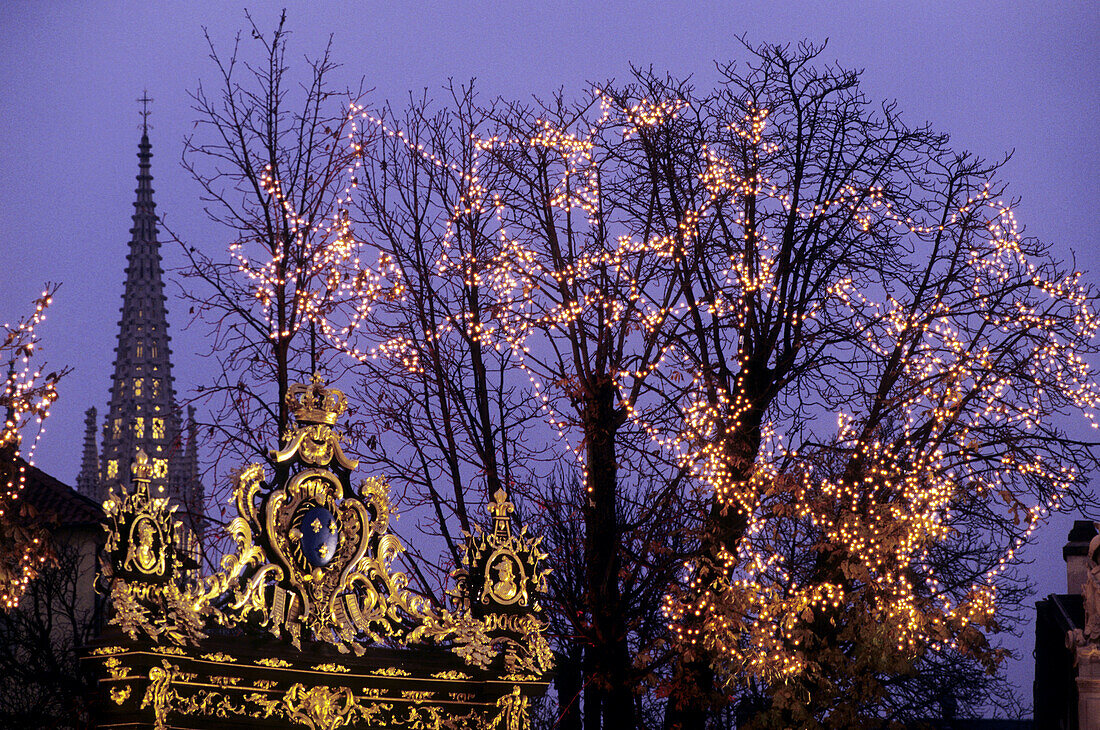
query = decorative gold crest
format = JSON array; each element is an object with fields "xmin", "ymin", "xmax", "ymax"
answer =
[
  {"xmin": 410, "ymin": 487, "xmax": 553, "ymax": 677},
  {"xmin": 478, "ymin": 490, "xmax": 529, "ymax": 607},
  {"xmin": 105, "ymin": 450, "xmax": 175, "ymax": 583},
  {"xmin": 190, "ymin": 376, "xmax": 434, "ymax": 654},
  {"xmin": 464, "ymin": 489, "xmax": 548, "ymax": 617},
  {"xmin": 102, "ymin": 449, "xmax": 208, "ymax": 645},
  {"xmin": 98, "ymin": 375, "xmax": 552, "ymax": 689}
]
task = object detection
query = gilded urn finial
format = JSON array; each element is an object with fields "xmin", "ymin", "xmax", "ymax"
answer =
[
  {"xmin": 132, "ymin": 447, "xmax": 153, "ymax": 483},
  {"xmin": 488, "ymin": 488, "xmax": 514, "ymax": 542}
]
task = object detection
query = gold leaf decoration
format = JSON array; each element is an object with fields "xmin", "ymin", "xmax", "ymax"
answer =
[
  {"xmin": 431, "ymin": 670, "xmax": 473, "ymax": 680},
  {"xmin": 151, "ymin": 645, "xmax": 186, "ymax": 656},
  {"xmin": 311, "ymin": 663, "xmax": 350, "ymax": 673},
  {"xmin": 201, "ymin": 652, "xmax": 237, "ymax": 663},
  {"xmin": 256, "ymin": 657, "xmax": 292, "ymax": 668},
  {"xmin": 104, "ymin": 656, "xmax": 131, "ymax": 680},
  {"xmin": 91, "ymin": 646, "xmax": 127, "ymax": 656}
]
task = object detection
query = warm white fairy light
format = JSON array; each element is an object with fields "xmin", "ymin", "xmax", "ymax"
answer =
[
  {"xmin": 244, "ymin": 84, "xmax": 1100, "ymax": 692},
  {"xmin": 1, "ymin": 288, "xmax": 64, "ymax": 609}
]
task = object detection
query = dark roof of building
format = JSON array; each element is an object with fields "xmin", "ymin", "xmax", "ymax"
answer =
[{"xmin": 19, "ymin": 457, "xmax": 104, "ymax": 527}]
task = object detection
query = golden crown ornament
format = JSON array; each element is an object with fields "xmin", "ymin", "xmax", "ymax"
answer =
[{"xmin": 286, "ymin": 372, "xmax": 347, "ymax": 426}]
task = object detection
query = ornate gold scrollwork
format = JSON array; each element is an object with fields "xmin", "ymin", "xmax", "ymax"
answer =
[
  {"xmin": 134, "ymin": 678, "xmax": 492, "ymax": 730},
  {"xmin": 419, "ymin": 488, "xmax": 553, "ymax": 677},
  {"xmin": 109, "ymin": 685, "xmax": 131, "ymax": 706},
  {"xmin": 97, "ymin": 376, "xmax": 552, "ymax": 727},
  {"xmin": 256, "ymin": 657, "xmax": 292, "ymax": 668},
  {"xmin": 494, "ymin": 684, "xmax": 531, "ymax": 730},
  {"xmin": 283, "ymin": 684, "xmax": 359, "ymax": 730},
  {"xmin": 182, "ymin": 376, "xmax": 436, "ymax": 655},
  {"xmin": 141, "ymin": 660, "xmax": 177, "ymax": 730},
  {"xmin": 103, "ymin": 450, "xmax": 210, "ymax": 645}
]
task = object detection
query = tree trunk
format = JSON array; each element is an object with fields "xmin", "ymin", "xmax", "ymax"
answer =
[
  {"xmin": 556, "ymin": 650, "xmax": 583, "ymax": 730},
  {"xmin": 666, "ymin": 386, "xmax": 766, "ymax": 728},
  {"xmin": 583, "ymin": 664, "xmax": 602, "ymax": 730},
  {"xmin": 582, "ymin": 373, "xmax": 634, "ymax": 729}
]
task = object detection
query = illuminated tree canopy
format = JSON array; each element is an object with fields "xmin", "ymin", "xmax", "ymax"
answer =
[{"xmin": 188, "ymin": 33, "xmax": 1096, "ymax": 727}]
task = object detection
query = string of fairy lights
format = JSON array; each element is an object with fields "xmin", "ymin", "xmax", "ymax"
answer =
[
  {"xmin": 1, "ymin": 288, "xmax": 62, "ymax": 609},
  {"xmin": 227, "ymin": 86, "xmax": 1100, "ymax": 686}
]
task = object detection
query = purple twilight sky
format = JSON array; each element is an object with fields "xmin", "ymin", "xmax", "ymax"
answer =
[{"xmin": 1, "ymin": 1, "xmax": 1097, "ymax": 711}]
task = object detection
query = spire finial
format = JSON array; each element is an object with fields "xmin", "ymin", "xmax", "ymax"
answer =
[{"xmin": 137, "ymin": 90, "xmax": 153, "ymax": 134}]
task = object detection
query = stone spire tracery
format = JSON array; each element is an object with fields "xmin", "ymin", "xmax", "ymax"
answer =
[{"xmin": 87, "ymin": 103, "xmax": 203, "ymax": 539}]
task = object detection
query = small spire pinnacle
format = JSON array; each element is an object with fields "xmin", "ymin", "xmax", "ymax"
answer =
[{"xmin": 77, "ymin": 406, "xmax": 100, "ymax": 497}]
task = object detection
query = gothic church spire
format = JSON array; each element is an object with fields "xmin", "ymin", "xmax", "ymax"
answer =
[{"xmin": 90, "ymin": 99, "xmax": 203, "ymax": 538}]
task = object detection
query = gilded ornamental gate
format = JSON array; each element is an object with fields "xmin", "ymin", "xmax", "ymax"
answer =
[{"xmin": 82, "ymin": 376, "xmax": 551, "ymax": 729}]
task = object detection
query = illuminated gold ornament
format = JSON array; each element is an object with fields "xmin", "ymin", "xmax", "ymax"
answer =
[
  {"xmin": 98, "ymin": 376, "xmax": 552, "ymax": 683},
  {"xmin": 90, "ymin": 376, "xmax": 552, "ymax": 728},
  {"xmin": 413, "ymin": 487, "xmax": 553, "ymax": 676},
  {"xmin": 494, "ymin": 684, "xmax": 531, "ymax": 730},
  {"xmin": 102, "ymin": 448, "xmax": 204, "ymax": 645},
  {"xmin": 478, "ymin": 490, "xmax": 527, "ymax": 607},
  {"xmin": 201, "ymin": 374, "xmax": 441, "ymax": 653}
]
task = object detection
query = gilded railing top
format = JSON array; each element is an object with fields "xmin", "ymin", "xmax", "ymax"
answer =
[{"xmin": 100, "ymin": 376, "xmax": 552, "ymax": 681}]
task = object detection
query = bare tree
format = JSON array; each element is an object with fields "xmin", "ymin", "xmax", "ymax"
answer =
[
  {"xmin": 344, "ymin": 93, "xmax": 697, "ymax": 730},
  {"xmin": 176, "ymin": 11, "xmax": 368, "ymax": 510},
  {"xmin": 340, "ymin": 83, "xmax": 713, "ymax": 727},
  {"xmin": 340, "ymin": 88, "xmax": 555, "ymax": 593},
  {"xmin": 183, "ymin": 24, "xmax": 1092, "ymax": 727},
  {"xmin": 338, "ymin": 42, "xmax": 1095, "ymax": 727},
  {"xmin": 462, "ymin": 89, "xmax": 711, "ymax": 729},
  {"xmin": 607, "ymin": 42, "xmax": 1100, "ymax": 726}
]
